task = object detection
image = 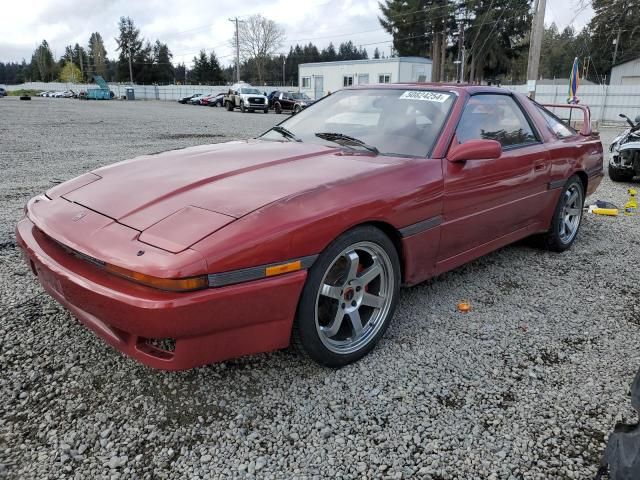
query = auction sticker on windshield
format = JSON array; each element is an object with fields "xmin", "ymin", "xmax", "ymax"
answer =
[{"xmin": 399, "ymin": 91, "xmax": 451, "ymax": 102}]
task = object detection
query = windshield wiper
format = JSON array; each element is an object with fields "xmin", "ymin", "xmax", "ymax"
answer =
[
  {"xmin": 315, "ymin": 132, "xmax": 379, "ymax": 154},
  {"xmin": 270, "ymin": 125, "xmax": 302, "ymax": 142}
]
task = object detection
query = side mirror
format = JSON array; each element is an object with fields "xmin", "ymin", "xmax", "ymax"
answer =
[{"xmin": 448, "ymin": 139, "xmax": 502, "ymax": 163}]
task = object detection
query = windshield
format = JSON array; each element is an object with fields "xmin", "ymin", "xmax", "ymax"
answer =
[
  {"xmin": 260, "ymin": 88, "xmax": 455, "ymax": 157},
  {"xmin": 240, "ymin": 88, "xmax": 261, "ymax": 94}
]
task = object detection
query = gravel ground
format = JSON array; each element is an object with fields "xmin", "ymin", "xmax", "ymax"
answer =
[{"xmin": 1, "ymin": 96, "xmax": 639, "ymax": 480}]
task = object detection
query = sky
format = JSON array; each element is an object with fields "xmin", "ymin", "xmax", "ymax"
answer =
[{"xmin": 0, "ymin": 0, "xmax": 595, "ymax": 66}]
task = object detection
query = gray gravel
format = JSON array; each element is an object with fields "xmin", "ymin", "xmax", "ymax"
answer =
[{"xmin": 1, "ymin": 96, "xmax": 640, "ymax": 479}]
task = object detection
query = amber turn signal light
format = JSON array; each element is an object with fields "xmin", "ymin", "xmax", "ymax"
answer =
[
  {"xmin": 105, "ymin": 264, "xmax": 208, "ymax": 292},
  {"xmin": 265, "ymin": 260, "xmax": 302, "ymax": 277}
]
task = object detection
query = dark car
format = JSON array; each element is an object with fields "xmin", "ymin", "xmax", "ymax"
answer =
[
  {"xmin": 0, "ymin": 87, "xmax": 7, "ymax": 97},
  {"xmin": 178, "ymin": 93, "xmax": 202, "ymax": 104},
  {"xmin": 201, "ymin": 93, "xmax": 225, "ymax": 107},
  {"xmin": 270, "ymin": 91, "xmax": 314, "ymax": 114}
]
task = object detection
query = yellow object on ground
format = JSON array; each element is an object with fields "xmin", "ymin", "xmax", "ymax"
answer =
[
  {"xmin": 624, "ymin": 188, "xmax": 638, "ymax": 215},
  {"xmin": 591, "ymin": 207, "xmax": 619, "ymax": 216}
]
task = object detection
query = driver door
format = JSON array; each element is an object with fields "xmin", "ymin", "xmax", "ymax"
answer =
[{"xmin": 436, "ymin": 93, "xmax": 551, "ymax": 271}]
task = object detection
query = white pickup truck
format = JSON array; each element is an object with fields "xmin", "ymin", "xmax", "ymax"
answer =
[{"xmin": 224, "ymin": 83, "xmax": 269, "ymax": 113}]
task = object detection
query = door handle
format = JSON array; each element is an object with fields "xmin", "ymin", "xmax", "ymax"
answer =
[{"xmin": 534, "ymin": 162, "xmax": 546, "ymax": 171}]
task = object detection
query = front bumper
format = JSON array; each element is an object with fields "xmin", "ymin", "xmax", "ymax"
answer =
[{"xmin": 16, "ymin": 217, "xmax": 307, "ymax": 370}]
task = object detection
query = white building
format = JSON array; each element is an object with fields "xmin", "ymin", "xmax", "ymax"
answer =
[
  {"xmin": 298, "ymin": 57, "xmax": 433, "ymax": 100},
  {"xmin": 610, "ymin": 57, "xmax": 640, "ymax": 85}
]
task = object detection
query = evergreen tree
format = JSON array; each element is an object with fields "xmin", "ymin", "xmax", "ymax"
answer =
[
  {"xmin": 587, "ymin": 0, "xmax": 640, "ymax": 81},
  {"xmin": 115, "ymin": 16, "xmax": 144, "ymax": 82},
  {"xmin": 152, "ymin": 40, "xmax": 174, "ymax": 83},
  {"xmin": 31, "ymin": 40, "xmax": 55, "ymax": 81},
  {"xmin": 88, "ymin": 32, "xmax": 108, "ymax": 78}
]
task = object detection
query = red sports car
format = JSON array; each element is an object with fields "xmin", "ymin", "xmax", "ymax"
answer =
[{"xmin": 16, "ymin": 84, "xmax": 603, "ymax": 370}]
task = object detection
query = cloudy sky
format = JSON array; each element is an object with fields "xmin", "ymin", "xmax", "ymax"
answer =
[{"xmin": 0, "ymin": 0, "xmax": 594, "ymax": 65}]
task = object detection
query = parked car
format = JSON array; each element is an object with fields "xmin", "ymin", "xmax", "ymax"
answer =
[
  {"xmin": 224, "ymin": 83, "xmax": 268, "ymax": 113},
  {"xmin": 17, "ymin": 84, "xmax": 603, "ymax": 371},
  {"xmin": 608, "ymin": 113, "xmax": 640, "ymax": 182},
  {"xmin": 178, "ymin": 93, "xmax": 201, "ymax": 104},
  {"xmin": 0, "ymin": 87, "xmax": 6, "ymax": 97},
  {"xmin": 188, "ymin": 94, "xmax": 208, "ymax": 105},
  {"xmin": 201, "ymin": 92, "xmax": 225, "ymax": 107},
  {"xmin": 270, "ymin": 90, "xmax": 315, "ymax": 114}
]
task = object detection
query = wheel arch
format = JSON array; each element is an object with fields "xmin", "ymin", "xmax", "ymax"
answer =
[{"xmin": 575, "ymin": 170, "xmax": 588, "ymax": 194}]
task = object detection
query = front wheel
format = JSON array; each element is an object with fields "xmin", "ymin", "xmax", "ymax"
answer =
[
  {"xmin": 263, "ymin": 108, "xmax": 269, "ymax": 114},
  {"xmin": 539, "ymin": 175, "xmax": 584, "ymax": 252},
  {"xmin": 292, "ymin": 226, "xmax": 401, "ymax": 367},
  {"xmin": 225, "ymin": 101, "xmax": 233, "ymax": 111},
  {"xmin": 293, "ymin": 105, "xmax": 301, "ymax": 114},
  {"xmin": 608, "ymin": 164, "xmax": 634, "ymax": 182},
  {"xmin": 240, "ymin": 102, "xmax": 246, "ymax": 113}
]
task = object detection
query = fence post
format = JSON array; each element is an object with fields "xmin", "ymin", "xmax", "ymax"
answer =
[{"xmin": 599, "ymin": 84, "xmax": 608, "ymax": 126}]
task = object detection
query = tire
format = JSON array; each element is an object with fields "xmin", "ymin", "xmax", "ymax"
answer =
[
  {"xmin": 275, "ymin": 103, "xmax": 282, "ymax": 114},
  {"xmin": 608, "ymin": 164, "xmax": 634, "ymax": 182},
  {"xmin": 226, "ymin": 101, "xmax": 233, "ymax": 111},
  {"xmin": 539, "ymin": 175, "xmax": 585, "ymax": 252},
  {"xmin": 292, "ymin": 226, "xmax": 401, "ymax": 367},
  {"xmin": 240, "ymin": 102, "xmax": 246, "ymax": 113},
  {"xmin": 293, "ymin": 105, "xmax": 301, "ymax": 114},
  {"xmin": 263, "ymin": 108, "xmax": 269, "ymax": 114}
]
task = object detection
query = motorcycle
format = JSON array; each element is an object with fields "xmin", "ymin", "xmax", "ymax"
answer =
[{"xmin": 609, "ymin": 113, "xmax": 640, "ymax": 182}]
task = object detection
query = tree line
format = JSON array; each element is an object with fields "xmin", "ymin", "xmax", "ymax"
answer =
[
  {"xmin": 1, "ymin": 1, "xmax": 637, "ymax": 87},
  {"xmin": 379, "ymin": 0, "xmax": 640, "ymax": 84},
  {"xmin": 0, "ymin": 15, "xmax": 372, "ymax": 86}
]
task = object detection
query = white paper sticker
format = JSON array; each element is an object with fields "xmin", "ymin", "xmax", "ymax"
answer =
[{"xmin": 399, "ymin": 91, "xmax": 450, "ymax": 102}]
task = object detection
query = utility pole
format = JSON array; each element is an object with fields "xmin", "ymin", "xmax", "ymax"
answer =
[
  {"xmin": 283, "ymin": 57, "xmax": 286, "ymax": 86},
  {"xmin": 612, "ymin": 29, "xmax": 622, "ymax": 67},
  {"xmin": 127, "ymin": 44, "xmax": 134, "ymax": 85},
  {"xmin": 78, "ymin": 49, "xmax": 84, "ymax": 82},
  {"xmin": 526, "ymin": 0, "xmax": 547, "ymax": 100},
  {"xmin": 229, "ymin": 17, "xmax": 242, "ymax": 83}
]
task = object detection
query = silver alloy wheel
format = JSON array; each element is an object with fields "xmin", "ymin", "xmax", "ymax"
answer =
[
  {"xmin": 315, "ymin": 241, "xmax": 395, "ymax": 354},
  {"xmin": 559, "ymin": 183, "xmax": 583, "ymax": 244}
]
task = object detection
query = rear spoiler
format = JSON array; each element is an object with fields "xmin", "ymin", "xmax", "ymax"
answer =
[{"xmin": 541, "ymin": 103, "xmax": 593, "ymax": 136}]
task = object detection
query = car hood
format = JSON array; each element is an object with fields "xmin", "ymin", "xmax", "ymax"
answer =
[{"xmin": 61, "ymin": 140, "xmax": 404, "ymax": 233}]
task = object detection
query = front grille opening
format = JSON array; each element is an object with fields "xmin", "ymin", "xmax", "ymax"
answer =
[{"xmin": 145, "ymin": 338, "xmax": 176, "ymax": 352}]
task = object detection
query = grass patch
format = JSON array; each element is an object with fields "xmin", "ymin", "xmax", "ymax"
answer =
[{"xmin": 7, "ymin": 89, "xmax": 42, "ymax": 97}]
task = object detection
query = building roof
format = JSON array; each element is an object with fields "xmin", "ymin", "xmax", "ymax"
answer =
[
  {"xmin": 612, "ymin": 57, "xmax": 640, "ymax": 69},
  {"xmin": 299, "ymin": 56, "xmax": 432, "ymax": 68}
]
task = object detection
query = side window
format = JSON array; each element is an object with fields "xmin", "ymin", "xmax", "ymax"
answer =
[
  {"xmin": 534, "ymin": 103, "xmax": 576, "ymax": 139},
  {"xmin": 456, "ymin": 94, "xmax": 538, "ymax": 148},
  {"xmin": 301, "ymin": 77, "xmax": 311, "ymax": 88},
  {"xmin": 343, "ymin": 75, "xmax": 354, "ymax": 87}
]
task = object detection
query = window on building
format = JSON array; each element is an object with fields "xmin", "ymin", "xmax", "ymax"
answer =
[
  {"xmin": 301, "ymin": 77, "xmax": 311, "ymax": 88},
  {"xmin": 378, "ymin": 74, "xmax": 391, "ymax": 83},
  {"xmin": 343, "ymin": 75, "xmax": 354, "ymax": 87}
]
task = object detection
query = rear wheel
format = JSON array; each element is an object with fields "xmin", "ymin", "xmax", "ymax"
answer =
[
  {"xmin": 263, "ymin": 108, "xmax": 269, "ymax": 114},
  {"xmin": 539, "ymin": 175, "xmax": 584, "ymax": 252},
  {"xmin": 292, "ymin": 226, "xmax": 400, "ymax": 367},
  {"xmin": 275, "ymin": 103, "xmax": 282, "ymax": 114},
  {"xmin": 608, "ymin": 164, "xmax": 634, "ymax": 182}
]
